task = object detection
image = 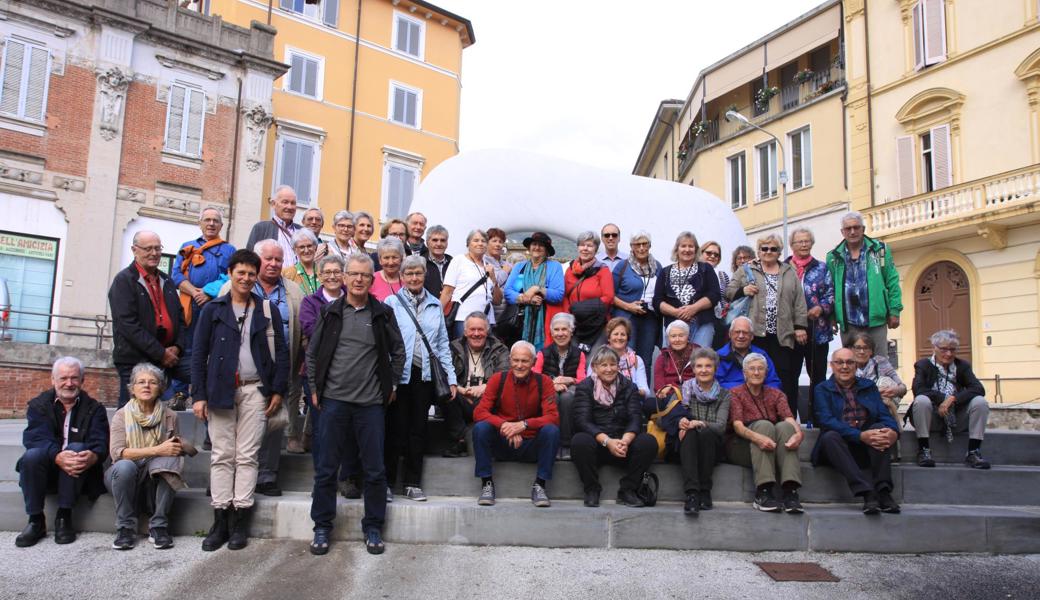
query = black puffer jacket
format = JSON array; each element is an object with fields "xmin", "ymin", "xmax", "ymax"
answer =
[{"xmin": 572, "ymin": 375, "xmax": 642, "ymax": 439}]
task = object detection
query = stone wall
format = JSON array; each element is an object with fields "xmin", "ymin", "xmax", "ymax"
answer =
[{"xmin": 0, "ymin": 342, "xmax": 119, "ymax": 418}]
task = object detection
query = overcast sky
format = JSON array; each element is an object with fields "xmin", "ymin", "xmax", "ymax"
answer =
[{"xmin": 447, "ymin": 0, "xmax": 826, "ymax": 174}]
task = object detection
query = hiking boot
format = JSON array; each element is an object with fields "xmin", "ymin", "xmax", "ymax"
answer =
[
  {"xmin": 531, "ymin": 483, "xmax": 551, "ymax": 508},
  {"xmin": 227, "ymin": 506, "xmax": 250, "ymax": 550},
  {"xmin": 917, "ymin": 447, "xmax": 936, "ymax": 468},
  {"xmin": 753, "ymin": 486, "xmax": 780, "ymax": 513},
  {"xmin": 112, "ymin": 527, "xmax": 136, "ymax": 550},
  {"xmin": 683, "ymin": 493, "xmax": 700, "ymax": 516},
  {"xmin": 616, "ymin": 488, "xmax": 645, "ymax": 508},
  {"xmin": 862, "ymin": 492, "xmax": 881, "ymax": 515},
  {"xmin": 201, "ymin": 508, "xmax": 229, "ymax": 551},
  {"xmin": 965, "ymin": 449, "xmax": 991, "ymax": 470},
  {"xmin": 782, "ymin": 489, "xmax": 804, "ymax": 514},
  {"xmin": 698, "ymin": 490, "xmax": 713, "ymax": 511},
  {"xmin": 878, "ymin": 490, "xmax": 901, "ymax": 514},
  {"xmin": 338, "ymin": 479, "xmax": 362, "ymax": 499},
  {"xmin": 148, "ymin": 527, "xmax": 173, "ymax": 549},
  {"xmin": 441, "ymin": 439, "xmax": 468, "ymax": 458},
  {"xmin": 583, "ymin": 488, "xmax": 600, "ymax": 508},
  {"xmin": 478, "ymin": 481, "xmax": 495, "ymax": 506},
  {"xmin": 404, "ymin": 486, "xmax": 427, "ymax": 502}
]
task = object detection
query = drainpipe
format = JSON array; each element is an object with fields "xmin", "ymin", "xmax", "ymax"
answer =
[
  {"xmin": 864, "ymin": 1, "xmax": 876, "ymax": 206},
  {"xmin": 226, "ymin": 75, "xmax": 244, "ymax": 240},
  {"xmin": 345, "ymin": 0, "xmax": 362, "ymax": 210}
]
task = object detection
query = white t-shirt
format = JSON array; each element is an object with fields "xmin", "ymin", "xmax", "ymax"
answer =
[{"xmin": 443, "ymin": 255, "xmax": 496, "ymax": 324}]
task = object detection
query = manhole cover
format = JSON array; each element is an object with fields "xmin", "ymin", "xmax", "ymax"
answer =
[{"xmin": 754, "ymin": 562, "xmax": 840, "ymax": 582}]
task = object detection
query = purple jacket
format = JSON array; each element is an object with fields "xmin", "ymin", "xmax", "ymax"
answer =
[{"xmin": 300, "ymin": 289, "xmax": 338, "ymax": 339}]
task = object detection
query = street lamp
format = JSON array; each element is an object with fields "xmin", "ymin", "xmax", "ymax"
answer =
[{"xmin": 725, "ymin": 110, "xmax": 789, "ymax": 248}]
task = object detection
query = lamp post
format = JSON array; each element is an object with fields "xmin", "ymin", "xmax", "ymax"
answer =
[{"xmin": 725, "ymin": 110, "xmax": 788, "ymax": 248}]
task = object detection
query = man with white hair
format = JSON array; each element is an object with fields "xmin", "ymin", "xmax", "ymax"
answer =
[
  {"xmin": 404, "ymin": 212, "xmax": 428, "ymax": 257},
  {"xmin": 246, "ymin": 185, "xmax": 301, "ymax": 266},
  {"xmin": 716, "ymin": 316, "xmax": 782, "ymax": 390},
  {"xmin": 15, "ymin": 357, "xmax": 109, "ymax": 546},
  {"xmin": 472, "ymin": 340, "xmax": 561, "ymax": 508}
]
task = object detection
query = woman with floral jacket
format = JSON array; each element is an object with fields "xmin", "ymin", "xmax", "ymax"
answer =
[{"xmin": 785, "ymin": 228, "xmax": 834, "ymax": 418}]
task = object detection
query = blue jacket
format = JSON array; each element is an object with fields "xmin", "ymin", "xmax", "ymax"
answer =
[
  {"xmin": 384, "ymin": 290, "xmax": 457, "ymax": 386},
  {"xmin": 170, "ymin": 237, "xmax": 236, "ymax": 290},
  {"xmin": 190, "ymin": 293, "xmax": 289, "ymax": 410},
  {"xmin": 715, "ymin": 343, "xmax": 782, "ymax": 389},
  {"xmin": 612, "ymin": 258, "xmax": 663, "ymax": 304},
  {"xmin": 811, "ymin": 376, "xmax": 898, "ymax": 465},
  {"xmin": 503, "ymin": 260, "xmax": 565, "ymax": 305}
]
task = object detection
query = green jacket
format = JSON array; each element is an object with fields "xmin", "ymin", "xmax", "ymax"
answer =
[{"xmin": 825, "ymin": 235, "xmax": 902, "ymax": 331}]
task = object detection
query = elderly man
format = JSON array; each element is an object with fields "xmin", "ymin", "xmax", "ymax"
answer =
[
  {"xmin": 424, "ymin": 225, "xmax": 453, "ymax": 296},
  {"xmin": 910, "ymin": 329, "xmax": 991, "ymax": 469},
  {"xmin": 812, "ymin": 347, "xmax": 900, "ymax": 515},
  {"xmin": 826, "ymin": 211, "xmax": 902, "ymax": 354},
  {"xmin": 404, "ymin": 212, "xmax": 428, "ymax": 257},
  {"xmin": 472, "ymin": 340, "xmax": 561, "ymax": 508},
  {"xmin": 307, "ymin": 254, "xmax": 405, "ymax": 556},
  {"xmin": 596, "ymin": 223, "xmax": 628, "ymax": 268},
  {"xmin": 109, "ymin": 231, "xmax": 189, "ymax": 408},
  {"xmin": 246, "ymin": 185, "xmax": 301, "ymax": 266},
  {"xmin": 301, "ymin": 208, "xmax": 327, "ymax": 260},
  {"xmin": 170, "ymin": 208, "xmax": 236, "ymax": 409},
  {"xmin": 15, "ymin": 357, "xmax": 109, "ymax": 547},
  {"xmin": 716, "ymin": 316, "xmax": 782, "ymax": 390},
  {"xmin": 444, "ymin": 312, "xmax": 510, "ymax": 457}
]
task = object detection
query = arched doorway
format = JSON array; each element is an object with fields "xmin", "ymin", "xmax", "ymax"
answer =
[{"xmin": 915, "ymin": 261, "xmax": 972, "ymax": 359}]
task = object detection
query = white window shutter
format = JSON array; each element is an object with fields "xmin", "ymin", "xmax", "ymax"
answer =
[
  {"xmin": 0, "ymin": 40, "xmax": 25, "ymax": 116},
  {"xmin": 930, "ymin": 124, "xmax": 952, "ymax": 189},
  {"xmin": 408, "ymin": 22, "xmax": 421, "ymax": 56},
  {"xmin": 404, "ymin": 90, "xmax": 416, "ymax": 126},
  {"xmin": 165, "ymin": 85, "xmax": 186, "ymax": 152},
  {"xmin": 922, "ymin": 0, "xmax": 947, "ymax": 66},
  {"xmin": 296, "ymin": 143, "xmax": 314, "ymax": 204},
  {"xmin": 289, "ymin": 54, "xmax": 304, "ymax": 93},
  {"xmin": 896, "ymin": 135, "xmax": 916, "ymax": 199},
  {"xmin": 303, "ymin": 58, "xmax": 318, "ymax": 97},
  {"xmin": 802, "ymin": 130, "xmax": 812, "ymax": 186},
  {"xmin": 393, "ymin": 87, "xmax": 406, "ymax": 122},
  {"xmin": 395, "ymin": 17, "xmax": 408, "ymax": 53},
  {"xmin": 279, "ymin": 0, "xmax": 293, "ymax": 10},
  {"xmin": 322, "ymin": 0, "xmax": 339, "ymax": 27},
  {"xmin": 280, "ymin": 139, "xmax": 299, "ymax": 190},
  {"xmin": 185, "ymin": 89, "xmax": 205, "ymax": 157},
  {"xmin": 23, "ymin": 46, "xmax": 49, "ymax": 121},
  {"xmin": 912, "ymin": 2, "xmax": 925, "ymax": 70}
]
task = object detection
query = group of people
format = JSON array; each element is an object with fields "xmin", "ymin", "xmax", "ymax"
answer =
[{"xmin": 13, "ymin": 186, "xmax": 994, "ymax": 556}]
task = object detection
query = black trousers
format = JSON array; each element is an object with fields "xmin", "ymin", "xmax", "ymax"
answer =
[
  {"xmin": 815, "ymin": 424, "xmax": 893, "ymax": 496},
  {"xmin": 754, "ymin": 334, "xmax": 801, "ymax": 420},
  {"xmin": 570, "ymin": 432, "xmax": 658, "ymax": 493},
  {"xmin": 793, "ymin": 341, "xmax": 829, "ymax": 423},
  {"xmin": 678, "ymin": 427, "xmax": 722, "ymax": 493},
  {"xmin": 443, "ymin": 394, "xmax": 477, "ymax": 443},
  {"xmin": 385, "ymin": 367, "xmax": 435, "ymax": 487}
]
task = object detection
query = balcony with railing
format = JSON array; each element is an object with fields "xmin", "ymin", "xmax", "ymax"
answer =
[{"xmin": 864, "ymin": 164, "xmax": 1040, "ymax": 240}]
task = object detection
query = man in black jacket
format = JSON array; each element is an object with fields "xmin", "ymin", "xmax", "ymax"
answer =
[
  {"xmin": 909, "ymin": 329, "xmax": 990, "ymax": 469},
  {"xmin": 15, "ymin": 357, "xmax": 109, "ymax": 547},
  {"xmin": 108, "ymin": 231, "xmax": 189, "ymax": 408},
  {"xmin": 423, "ymin": 225, "xmax": 452, "ymax": 296}
]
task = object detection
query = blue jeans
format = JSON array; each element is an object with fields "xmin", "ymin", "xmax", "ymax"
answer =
[
  {"xmin": 18, "ymin": 442, "xmax": 89, "ymax": 514},
  {"xmin": 472, "ymin": 421, "xmax": 560, "ymax": 482},
  {"xmin": 619, "ymin": 309, "xmax": 660, "ymax": 389},
  {"xmin": 689, "ymin": 320, "xmax": 715, "ymax": 348},
  {"xmin": 310, "ymin": 400, "xmax": 386, "ymax": 534}
]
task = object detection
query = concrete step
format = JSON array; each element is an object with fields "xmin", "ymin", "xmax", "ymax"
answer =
[{"xmin": 1, "ymin": 484, "xmax": 1037, "ymax": 554}]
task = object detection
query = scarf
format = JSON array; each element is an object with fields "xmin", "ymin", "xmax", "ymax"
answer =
[
  {"xmin": 669, "ymin": 263, "xmax": 698, "ymax": 305},
  {"xmin": 856, "ymin": 357, "xmax": 880, "ymax": 382},
  {"xmin": 627, "ymin": 254, "xmax": 658, "ymax": 278},
  {"xmin": 593, "ymin": 376, "xmax": 618, "ymax": 408},
  {"xmin": 125, "ymin": 398, "xmax": 166, "ymax": 450},
  {"xmin": 617, "ymin": 347, "xmax": 638, "ymax": 381},
  {"xmin": 930, "ymin": 355, "xmax": 958, "ymax": 396},
  {"xmin": 687, "ymin": 380, "xmax": 721, "ymax": 406},
  {"xmin": 790, "ymin": 254, "xmax": 813, "ymax": 279},
  {"xmin": 521, "ymin": 260, "xmax": 548, "ymax": 348},
  {"xmin": 295, "ymin": 262, "xmax": 319, "ymax": 295}
]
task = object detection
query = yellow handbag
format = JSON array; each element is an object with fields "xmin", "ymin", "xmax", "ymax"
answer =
[{"xmin": 647, "ymin": 385, "xmax": 682, "ymax": 459}]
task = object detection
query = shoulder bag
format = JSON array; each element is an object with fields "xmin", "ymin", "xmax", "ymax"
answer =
[
  {"xmin": 260, "ymin": 300, "xmax": 290, "ymax": 432},
  {"xmin": 646, "ymin": 384, "xmax": 682, "ymax": 459},
  {"xmin": 724, "ymin": 263, "xmax": 756, "ymax": 326},
  {"xmin": 397, "ymin": 291, "xmax": 453, "ymax": 402},
  {"xmin": 444, "ymin": 273, "xmax": 488, "ymax": 328}
]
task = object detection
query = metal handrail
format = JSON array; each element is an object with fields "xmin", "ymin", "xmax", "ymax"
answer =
[{"xmin": 1, "ymin": 308, "xmax": 111, "ymax": 349}]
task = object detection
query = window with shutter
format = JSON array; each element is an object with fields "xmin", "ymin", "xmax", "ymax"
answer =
[
  {"xmin": 184, "ymin": 88, "xmax": 205, "ymax": 157},
  {"xmin": 276, "ymin": 136, "xmax": 318, "ymax": 206},
  {"xmin": 285, "ymin": 51, "xmax": 322, "ymax": 99},
  {"xmin": 0, "ymin": 39, "xmax": 51, "ymax": 122},
  {"xmin": 164, "ymin": 84, "xmax": 206, "ymax": 157},
  {"xmin": 322, "ymin": 0, "xmax": 339, "ymax": 28},
  {"xmin": 912, "ymin": 0, "xmax": 946, "ymax": 70},
  {"xmin": 788, "ymin": 127, "xmax": 812, "ymax": 190},
  {"xmin": 755, "ymin": 141, "xmax": 777, "ymax": 200},
  {"xmin": 728, "ymin": 152, "xmax": 747, "ymax": 209},
  {"xmin": 895, "ymin": 135, "xmax": 916, "ymax": 199},
  {"xmin": 384, "ymin": 163, "xmax": 417, "ymax": 219},
  {"xmin": 281, "ymin": 0, "xmax": 318, "ymax": 20},
  {"xmin": 389, "ymin": 83, "xmax": 420, "ymax": 128},
  {"xmin": 394, "ymin": 14, "xmax": 424, "ymax": 58},
  {"xmin": 929, "ymin": 124, "xmax": 952, "ymax": 189}
]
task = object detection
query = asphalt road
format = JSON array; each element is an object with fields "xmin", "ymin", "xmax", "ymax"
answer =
[{"xmin": 0, "ymin": 532, "xmax": 1037, "ymax": 600}]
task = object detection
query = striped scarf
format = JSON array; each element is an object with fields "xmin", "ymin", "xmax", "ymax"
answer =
[{"xmin": 125, "ymin": 398, "xmax": 166, "ymax": 449}]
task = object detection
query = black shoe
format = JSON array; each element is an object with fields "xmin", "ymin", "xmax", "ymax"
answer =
[
  {"xmin": 616, "ymin": 489, "xmax": 645, "ymax": 508},
  {"xmin": 255, "ymin": 481, "xmax": 282, "ymax": 497},
  {"xmin": 15, "ymin": 517, "xmax": 46, "ymax": 548},
  {"xmin": 441, "ymin": 440, "xmax": 468, "ymax": 458},
  {"xmin": 782, "ymin": 489, "xmax": 804, "ymax": 514},
  {"xmin": 149, "ymin": 527, "xmax": 174, "ymax": 549},
  {"xmin": 683, "ymin": 493, "xmax": 700, "ymax": 516},
  {"xmin": 54, "ymin": 513, "xmax": 75, "ymax": 544},
  {"xmin": 862, "ymin": 492, "xmax": 881, "ymax": 515},
  {"xmin": 753, "ymin": 487, "xmax": 780, "ymax": 513},
  {"xmin": 310, "ymin": 528, "xmax": 331, "ymax": 556},
  {"xmin": 112, "ymin": 527, "xmax": 136, "ymax": 550},
  {"xmin": 965, "ymin": 450, "xmax": 991, "ymax": 470},
  {"xmin": 227, "ymin": 507, "xmax": 250, "ymax": 550},
  {"xmin": 917, "ymin": 447, "xmax": 936, "ymax": 468},
  {"xmin": 583, "ymin": 489, "xmax": 600, "ymax": 508},
  {"xmin": 698, "ymin": 490, "xmax": 713, "ymax": 511},
  {"xmin": 202, "ymin": 508, "xmax": 229, "ymax": 551},
  {"xmin": 878, "ymin": 490, "xmax": 901, "ymax": 514},
  {"xmin": 365, "ymin": 530, "xmax": 385, "ymax": 555},
  {"xmin": 338, "ymin": 479, "xmax": 362, "ymax": 499}
]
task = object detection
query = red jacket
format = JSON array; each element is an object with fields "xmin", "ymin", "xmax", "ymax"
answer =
[
  {"xmin": 474, "ymin": 371, "xmax": 559, "ymax": 438},
  {"xmin": 563, "ymin": 260, "xmax": 614, "ymax": 313}
]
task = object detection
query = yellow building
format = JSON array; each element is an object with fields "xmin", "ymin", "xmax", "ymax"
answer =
[
  {"xmin": 846, "ymin": 0, "xmax": 1040, "ymax": 401},
  {"xmin": 203, "ymin": 0, "xmax": 473, "ymax": 237},
  {"xmin": 634, "ymin": 0, "xmax": 850, "ymax": 253}
]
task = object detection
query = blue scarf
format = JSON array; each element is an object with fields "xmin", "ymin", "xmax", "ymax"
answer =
[{"xmin": 521, "ymin": 260, "xmax": 548, "ymax": 348}]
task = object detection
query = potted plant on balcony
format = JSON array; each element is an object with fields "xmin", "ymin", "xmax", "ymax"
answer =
[
  {"xmin": 754, "ymin": 86, "xmax": 778, "ymax": 111},
  {"xmin": 691, "ymin": 120, "xmax": 708, "ymax": 138},
  {"xmin": 793, "ymin": 69, "xmax": 814, "ymax": 84}
]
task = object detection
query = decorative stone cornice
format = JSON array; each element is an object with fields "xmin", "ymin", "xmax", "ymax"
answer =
[
  {"xmin": 0, "ymin": 8, "xmax": 76, "ymax": 38},
  {"xmin": 895, "ymin": 87, "xmax": 966, "ymax": 132},
  {"xmin": 155, "ymin": 54, "xmax": 225, "ymax": 81},
  {"xmin": 96, "ymin": 67, "xmax": 131, "ymax": 141}
]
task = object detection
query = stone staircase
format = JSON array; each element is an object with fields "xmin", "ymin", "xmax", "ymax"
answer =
[{"xmin": 2, "ymin": 411, "xmax": 1039, "ymax": 553}]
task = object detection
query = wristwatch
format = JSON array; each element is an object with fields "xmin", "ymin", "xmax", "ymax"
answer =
[
  {"xmin": 600, "ymin": 436, "xmax": 609, "ymax": 447},
  {"xmin": 522, "ymin": 420, "xmax": 529, "ymax": 430}
]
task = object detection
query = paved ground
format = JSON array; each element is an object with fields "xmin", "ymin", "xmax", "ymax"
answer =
[{"xmin": 0, "ymin": 532, "xmax": 1038, "ymax": 600}]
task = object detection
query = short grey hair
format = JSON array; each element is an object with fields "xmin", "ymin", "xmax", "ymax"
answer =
[
  {"xmin": 401, "ymin": 254, "xmax": 427, "ymax": 273},
  {"xmin": 576, "ymin": 230, "xmax": 601, "ymax": 251},
  {"xmin": 742, "ymin": 352, "xmax": 769, "ymax": 371},
  {"xmin": 630, "ymin": 230, "xmax": 652, "ymax": 245},
  {"xmin": 317, "ymin": 254, "xmax": 345, "ymax": 274},
  {"xmin": 51, "ymin": 356, "xmax": 84, "ymax": 379},
  {"xmin": 198, "ymin": 206, "xmax": 223, "ymax": 222},
  {"xmin": 841, "ymin": 211, "xmax": 865, "ymax": 227},
  {"xmin": 589, "ymin": 345, "xmax": 620, "ymax": 367},
  {"xmin": 333, "ymin": 210, "xmax": 354, "ymax": 225},
  {"xmin": 253, "ymin": 238, "xmax": 283, "ymax": 256},
  {"xmin": 427, "ymin": 225, "xmax": 448, "ymax": 239},
  {"xmin": 464, "ymin": 311, "xmax": 490, "ymax": 328},
  {"xmin": 291, "ymin": 228, "xmax": 318, "ymax": 248},
  {"xmin": 510, "ymin": 340, "xmax": 537, "ymax": 359},
  {"xmin": 376, "ymin": 237, "xmax": 405, "ymax": 258},
  {"xmin": 930, "ymin": 329, "xmax": 960, "ymax": 348},
  {"xmin": 346, "ymin": 253, "xmax": 374, "ymax": 273},
  {"xmin": 302, "ymin": 207, "xmax": 324, "ymax": 224},
  {"xmin": 406, "ymin": 211, "xmax": 426, "ymax": 224},
  {"xmin": 272, "ymin": 184, "xmax": 295, "ymax": 199},
  {"xmin": 789, "ymin": 227, "xmax": 815, "ymax": 246},
  {"xmin": 128, "ymin": 362, "xmax": 167, "ymax": 396},
  {"xmin": 666, "ymin": 320, "xmax": 690, "ymax": 337},
  {"xmin": 465, "ymin": 229, "xmax": 487, "ymax": 246},
  {"xmin": 354, "ymin": 211, "xmax": 374, "ymax": 225},
  {"xmin": 550, "ymin": 312, "xmax": 576, "ymax": 332},
  {"xmin": 728, "ymin": 316, "xmax": 753, "ymax": 332},
  {"xmin": 691, "ymin": 347, "xmax": 719, "ymax": 367},
  {"xmin": 131, "ymin": 230, "xmax": 159, "ymax": 246}
]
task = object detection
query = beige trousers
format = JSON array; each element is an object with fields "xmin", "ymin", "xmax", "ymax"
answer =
[
  {"xmin": 727, "ymin": 420, "xmax": 802, "ymax": 488},
  {"xmin": 209, "ymin": 382, "xmax": 267, "ymax": 509}
]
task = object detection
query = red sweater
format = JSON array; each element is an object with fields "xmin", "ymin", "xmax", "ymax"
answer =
[
  {"xmin": 474, "ymin": 371, "xmax": 560, "ymax": 438},
  {"xmin": 563, "ymin": 261, "xmax": 615, "ymax": 313}
]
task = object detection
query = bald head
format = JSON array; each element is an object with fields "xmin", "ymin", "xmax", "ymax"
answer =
[{"xmin": 131, "ymin": 231, "xmax": 162, "ymax": 272}]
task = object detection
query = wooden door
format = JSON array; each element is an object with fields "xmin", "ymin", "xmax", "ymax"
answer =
[{"xmin": 915, "ymin": 261, "xmax": 972, "ymax": 359}]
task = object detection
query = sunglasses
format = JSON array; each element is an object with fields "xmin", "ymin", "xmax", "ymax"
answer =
[
  {"xmin": 602, "ymin": 232, "xmax": 619, "ymax": 238},
  {"xmin": 759, "ymin": 246, "xmax": 780, "ymax": 253},
  {"xmin": 702, "ymin": 250, "xmax": 720, "ymax": 258}
]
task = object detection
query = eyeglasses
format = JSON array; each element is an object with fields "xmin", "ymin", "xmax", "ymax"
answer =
[
  {"xmin": 759, "ymin": 246, "xmax": 780, "ymax": 253},
  {"xmin": 602, "ymin": 232, "xmax": 619, "ymax": 238},
  {"xmin": 295, "ymin": 244, "xmax": 316, "ymax": 251},
  {"xmin": 851, "ymin": 345, "xmax": 871, "ymax": 352},
  {"xmin": 345, "ymin": 271, "xmax": 373, "ymax": 279},
  {"xmin": 842, "ymin": 225, "xmax": 865, "ymax": 232},
  {"xmin": 321, "ymin": 270, "xmax": 343, "ymax": 278},
  {"xmin": 631, "ymin": 241, "xmax": 649, "ymax": 248},
  {"xmin": 831, "ymin": 360, "xmax": 857, "ymax": 367},
  {"xmin": 134, "ymin": 245, "xmax": 163, "ymax": 254},
  {"xmin": 702, "ymin": 250, "xmax": 720, "ymax": 258},
  {"xmin": 731, "ymin": 330, "xmax": 752, "ymax": 336},
  {"xmin": 402, "ymin": 270, "xmax": 425, "ymax": 278},
  {"xmin": 935, "ymin": 346, "xmax": 957, "ymax": 354},
  {"xmin": 133, "ymin": 379, "xmax": 159, "ymax": 386},
  {"xmin": 791, "ymin": 239, "xmax": 813, "ymax": 246}
]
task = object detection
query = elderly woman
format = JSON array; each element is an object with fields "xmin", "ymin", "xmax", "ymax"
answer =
[
  {"xmin": 785, "ymin": 227, "xmax": 834, "ymax": 409},
  {"xmin": 380, "ymin": 219, "xmax": 408, "ymax": 241},
  {"xmin": 910, "ymin": 329, "xmax": 990, "ymax": 469},
  {"xmin": 700, "ymin": 240, "xmax": 729, "ymax": 349},
  {"xmin": 534, "ymin": 312, "xmax": 587, "ymax": 449},
  {"xmin": 652, "ymin": 320, "xmax": 696, "ymax": 400},
  {"xmin": 611, "ymin": 230, "xmax": 662, "ymax": 385},
  {"xmin": 327, "ymin": 210, "xmax": 359, "ymax": 258},
  {"xmin": 352, "ymin": 211, "xmax": 375, "ymax": 252},
  {"xmin": 850, "ymin": 332, "xmax": 906, "ymax": 428},
  {"xmin": 283, "ymin": 228, "xmax": 321, "ymax": 296},
  {"xmin": 370, "ymin": 238, "xmax": 405, "ymax": 302},
  {"xmin": 653, "ymin": 231, "xmax": 719, "ymax": 349},
  {"xmin": 726, "ymin": 353, "xmax": 804, "ymax": 513},
  {"xmin": 564, "ymin": 231, "xmax": 615, "ymax": 348},
  {"xmin": 441, "ymin": 229, "xmax": 502, "ymax": 338},
  {"xmin": 571, "ymin": 346, "xmax": 659, "ymax": 508},
  {"xmin": 657, "ymin": 348, "xmax": 729, "ymax": 515},
  {"xmin": 727, "ymin": 234, "xmax": 808, "ymax": 419},
  {"xmin": 504, "ymin": 231, "xmax": 565, "ymax": 349},
  {"xmin": 590, "ymin": 317, "xmax": 650, "ymax": 397},
  {"xmin": 106, "ymin": 363, "xmax": 190, "ymax": 550},
  {"xmin": 384, "ymin": 255, "xmax": 457, "ymax": 501}
]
